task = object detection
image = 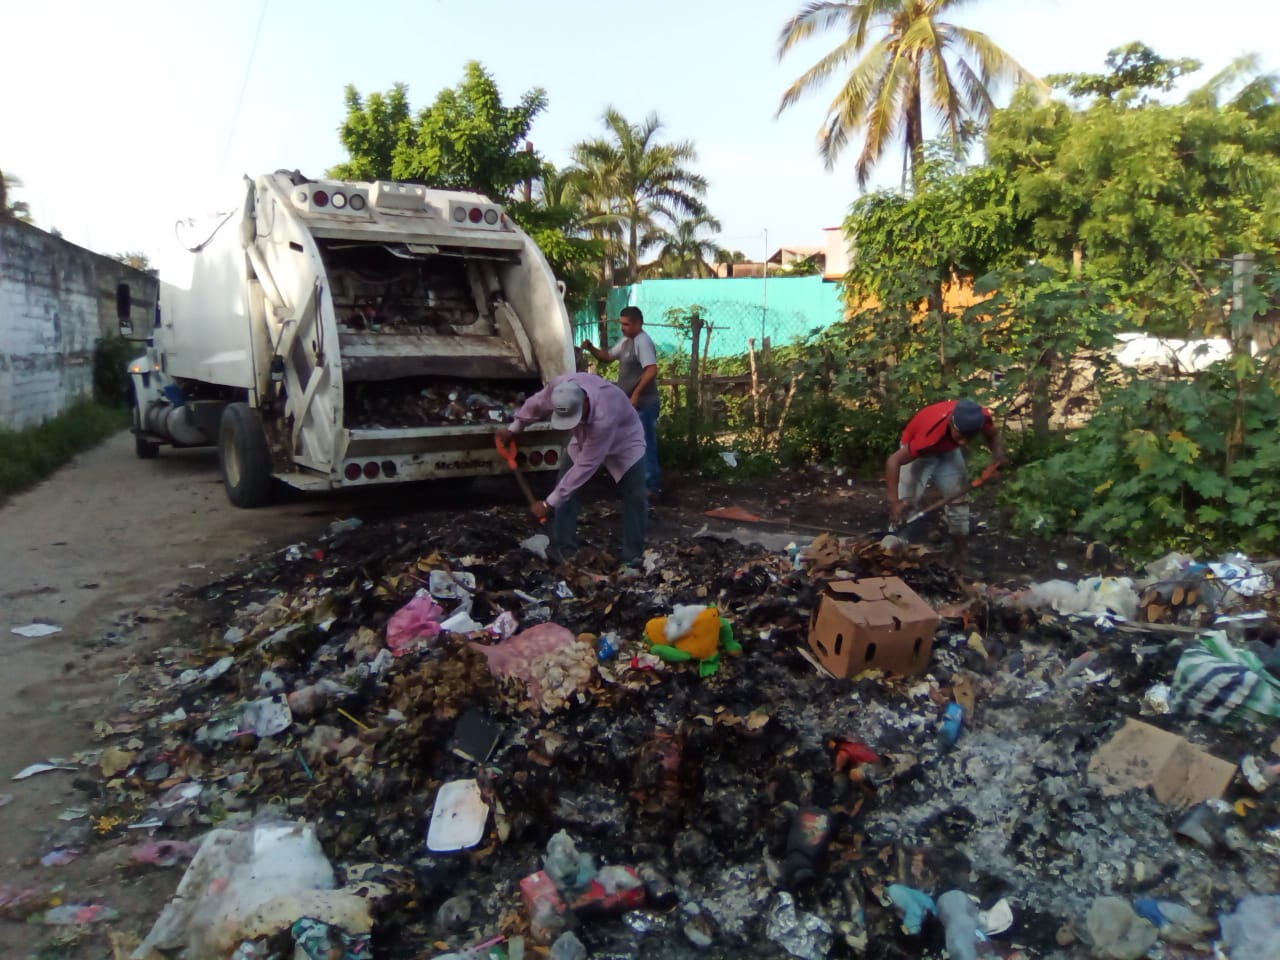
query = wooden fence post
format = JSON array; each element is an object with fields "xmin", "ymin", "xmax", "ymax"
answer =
[{"xmin": 688, "ymin": 309, "xmax": 703, "ymax": 447}]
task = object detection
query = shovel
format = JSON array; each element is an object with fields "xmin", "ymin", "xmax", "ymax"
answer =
[
  {"xmin": 886, "ymin": 461, "xmax": 1006, "ymax": 538},
  {"xmin": 495, "ymin": 435, "xmax": 547, "ymax": 524}
]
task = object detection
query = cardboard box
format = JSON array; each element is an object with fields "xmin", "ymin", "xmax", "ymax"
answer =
[
  {"xmin": 807, "ymin": 577, "xmax": 939, "ymax": 678},
  {"xmin": 1087, "ymin": 718, "xmax": 1236, "ymax": 808}
]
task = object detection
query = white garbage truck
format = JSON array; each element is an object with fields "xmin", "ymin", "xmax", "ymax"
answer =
[{"xmin": 117, "ymin": 170, "xmax": 573, "ymax": 506}]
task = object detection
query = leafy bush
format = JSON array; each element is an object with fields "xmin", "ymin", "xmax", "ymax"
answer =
[
  {"xmin": 94, "ymin": 334, "xmax": 137, "ymax": 406},
  {"xmin": 1001, "ymin": 356, "xmax": 1280, "ymax": 559}
]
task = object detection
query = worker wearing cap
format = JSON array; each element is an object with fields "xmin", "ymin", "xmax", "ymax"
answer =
[
  {"xmin": 581, "ymin": 306, "xmax": 661, "ymax": 498},
  {"xmin": 885, "ymin": 399, "xmax": 1007, "ymax": 570},
  {"xmin": 496, "ymin": 372, "xmax": 647, "ymax": 570}
]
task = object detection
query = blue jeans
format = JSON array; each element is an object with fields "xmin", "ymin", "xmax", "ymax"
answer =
[
  {"xmin": 636, "ymin": 399, "xmax": 661, "ymax": 493},
  {"xmin": 552, "ymin": 454, "xmax": 647, "ymax": 564},
  {"xmin": 898, "ymin": 448, "xmax": 969, "ymax": 536}
]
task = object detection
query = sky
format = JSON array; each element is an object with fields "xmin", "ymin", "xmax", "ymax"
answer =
[{"xmin": 3, "ymin": 0, "xmax": 1278, "ymax": 267}]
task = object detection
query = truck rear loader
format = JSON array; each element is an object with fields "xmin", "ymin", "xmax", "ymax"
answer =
[{"xmin": 117, "ymin": 170, "xmax": 572, "ymax": 506}]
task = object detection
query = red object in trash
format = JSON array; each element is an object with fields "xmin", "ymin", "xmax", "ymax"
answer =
[
  {"xmin": 835, "ymin": 740, "xmax": 882, "ymax": 771},
  {"xmin": 520, "ymin": 871, "xmax": 567, "ymax": 945},
  {"xmin": 570, "ymin": 866, "xmax": 647, "ymax": 919},
  {"xmin": 704, "ymin": 505, "xmax": 764, "ymax": 523}
]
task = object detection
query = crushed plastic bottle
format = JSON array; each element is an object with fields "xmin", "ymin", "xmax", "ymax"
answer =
[
  {"xmin": 938, "ymin": 702, "xmax": 966, "ymax": 749},
  {"xmin": 937, "ymin": 890, "xmax": 981, "ymax": 960}
]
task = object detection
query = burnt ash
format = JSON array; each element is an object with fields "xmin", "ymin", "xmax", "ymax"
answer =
[{"xmin": 93, "ymin": 499, "xmax": 1280, "ymax": 960}]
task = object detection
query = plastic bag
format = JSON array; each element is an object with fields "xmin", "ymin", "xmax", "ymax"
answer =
[
  {"xmin": 385, "ymin": 590, "xmax": 443, "ymax": 657},
  {"xmin": 133, "ymin": 821, "xmax": 372, "ymax": 960}
]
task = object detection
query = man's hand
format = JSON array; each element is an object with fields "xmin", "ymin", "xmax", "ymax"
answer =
[
  {"xmin": 531, "ymin": 499, "xmax": 551, "ymax": 520},
  {"xmin": 495, "ymin": 427, "xmax": 514, "ymax": 447},
  {"xmin": 582, "ymin": 339, "xmax": 594, "ymax": 352},
  {"xmin": 631, "ymin": 394, "xmax": 641, "ymax": 409},
  {"xmin": 889, "ymin": 500, "xmax": 906, "ymax": 525}
]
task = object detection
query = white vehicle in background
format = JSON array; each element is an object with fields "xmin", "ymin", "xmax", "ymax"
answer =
[{"xmin": 117, "ymin": 170, "xmax": 572, "ymax": 506}]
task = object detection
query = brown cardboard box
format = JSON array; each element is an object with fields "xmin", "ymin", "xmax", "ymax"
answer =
[
  {"xmin": 1087, "ymin": 718, "xmax": 1236, "ymax": 808},
  {"xmin": 807, "ymin": 577, "xmax": 939, "ymax": 678}
]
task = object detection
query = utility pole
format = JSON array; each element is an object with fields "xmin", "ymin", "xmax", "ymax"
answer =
[{"xmin": 761, "ymin": 227, "xmax": 769, "ymax": 343}]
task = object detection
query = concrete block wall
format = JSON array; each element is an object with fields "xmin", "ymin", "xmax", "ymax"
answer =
[{"xmin": 0, "ymin": 220, "xmax": 157, "ymax": 428}]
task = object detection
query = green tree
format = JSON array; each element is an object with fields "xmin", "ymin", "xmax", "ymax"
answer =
[
  {"xmin": 643, "ymin": 212, "xmax": 724, "ymax": 278},
  {"xmin": 986, "ymin": 54, "xmax": 1280, "ymax": 332},
  {"xmin": 330, "ymin": 63, "xmax": 545, "ymax": 199},
  {"xmin": 716, "ymin": 249, "xmax": 748, "ymax": 264},
  {"xmin": 113, "ymin": 251, "xmax": 152, "ymax": 271},
  {"xmin": 572, "ymin": 109, "xmax": 708, "ymax": 283},
  {"xmin": 329, "ymin": 84, "xmax": 411, "ymax": 182},
  {"xmin": 776, "ymin": 0, "xmax": 1038, "ymax": 187},
  {"xmin": 1, "ymin": 167, "xmax": 33, "ymax": 223},
  {"xmin": 1047, "ymin": 42, "xmax": 1201, "ymax": 101}
]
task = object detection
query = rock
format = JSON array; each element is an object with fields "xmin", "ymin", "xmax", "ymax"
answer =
[{"xmin": 1085, "ymin": 896, "xmax": 1158, "ymax": 960}]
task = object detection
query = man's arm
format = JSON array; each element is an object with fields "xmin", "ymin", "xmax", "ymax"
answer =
[
  {"xmin": 631, "ymin": 364, "xmax": 658, "ymax": 406},
  {"xmin": 580, "ymin": 339, "xmax": 614, "ymax": 364},
  {"xmin": 545, "ymin": 436, "xmax": 609, "ymax": 509},
  {"xmin": 983, "ymin": 423, "xmax": 1009, "ymax": 465},
  {"xmin": 507, "ymin": 382, "xmax": 555, "ymax": 434},
  {"xmin": 885, "ymin": 445, "xmax": 916, "ymax": 522}
]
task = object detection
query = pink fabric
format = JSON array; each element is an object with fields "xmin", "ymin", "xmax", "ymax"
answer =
[
  {"xmin": 509, "ymin": 373, "xmax": 645, "ymax": 509},
  {"xmin": 386, "ymin": 593, "xmax": 444, "ymax": 657},
  {"xmin": 470, "ymin": 623, "xmax": 575, "ymax": 678}
]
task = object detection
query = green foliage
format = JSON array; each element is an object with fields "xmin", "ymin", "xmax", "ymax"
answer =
[
  {"xmin": 0, "ymin": 398, "xmax": 128, "ymax": 505},
  {"xmin": 1047, "ymin": 42, "xmax": 1201, "ymax": 101},
  {"xmin": 775, "ymin": 0, "xmax": 1037, "ymax": 185},
  {"xmin": 1, "ymin": 166, "xmax": 33, "ymax": 223},
  {"xmin": 112, "ymin": 251, "xmax": 152, "ymax": 271},
  {"xmin": 1002, "ymin": 349, "xmax": 1280, "ymax": 558},
  {"xmin": 986, "ymin": 61, "xmax": 1280, "ymax": 332},
  {"xmin": 93, "ymin": 335, "xmax": 136, "ymax": 406},
  {"xmin": 329, "ymin": 64, "xmax": 545, "ymax": 199},
  {"xmin": 572, "ymin": 109, "xmax": 709, "ymax": 283}
]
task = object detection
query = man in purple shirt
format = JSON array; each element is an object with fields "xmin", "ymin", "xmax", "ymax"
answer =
[{"xmin": 496, "ymin": 372, "xmax": 647, "ymax": 568}]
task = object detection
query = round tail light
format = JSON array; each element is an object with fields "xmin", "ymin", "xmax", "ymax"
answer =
[
  {"xmin": 453, "ymin": 207, "xmax": 466, "ymax": 222},
  {"xmin": 331, "ymin": 192, "xmax": 347, "ymax": 209},
  {"xmin": 529, "ymin": 450, "xmax": 544, "ymax": 466},
  {"xmin": 469, "ymin": 207, "xmax": 483, "ymax": 223},
  {"xmin": 483, "ymin": 209, "xmax": 498, "ymax": 224},
  {"xmin": 349, "ymin": 194, "xmax": 366, "ymax": 211},
  {"xmin": 363, "ymin": 461, "xmax": 380, "ymax": 479},
  {"xmin": 344, "ymin": 463, "xmax": 361, "ymax": 481},
  {"xmin": 313, "ymin": 190, "xmax": 330, "ymax": 207},
  {"xmin": 381, "ymin": 460, "xmax": 397, "ymax": 478},
  {"xmin": 544, "ymin": 450, "xmax": 558, "ymax": 466}
]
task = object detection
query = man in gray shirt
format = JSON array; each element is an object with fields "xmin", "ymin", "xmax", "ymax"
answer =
[{"xmin": 582, "ymin": 306, "xmax": 661, "ymax": 496}]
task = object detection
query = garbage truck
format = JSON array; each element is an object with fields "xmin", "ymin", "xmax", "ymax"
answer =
[{"xmin": 117, "ymin": 170, "xmax": 573, "ymax": 507}]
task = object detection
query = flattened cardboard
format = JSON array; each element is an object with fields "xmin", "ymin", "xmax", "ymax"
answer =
[
  {"xmin": 1088, "ymin": 718, "xmax": 1236, "ymax": 808},
  {"xmin": 807, "ymin": 577, "xmax": 938, "ymax": 678}
]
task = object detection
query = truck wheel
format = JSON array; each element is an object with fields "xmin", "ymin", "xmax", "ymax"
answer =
[
  {"xmin": 219, "ymin": 402, "xmax": 273, "ymax": 508},
  {"xmin": 131, "ymin": 391, "xmax": 159, "ymax": 459}
]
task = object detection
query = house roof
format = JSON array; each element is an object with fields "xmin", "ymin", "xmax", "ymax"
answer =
[{"xmin": 766, "ymin": 245, "xmax": 824, "ymax": 263}]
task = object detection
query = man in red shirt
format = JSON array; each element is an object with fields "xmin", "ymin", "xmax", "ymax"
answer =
[{"xmin": 884, "ymin": 399, "xmax": 1007, "ymax": 571}]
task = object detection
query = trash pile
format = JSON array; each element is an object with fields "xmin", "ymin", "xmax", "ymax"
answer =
[
  {"xmin": 344, "ymin": 378, "xmax": 535, "ymax": 429},
  {"xmin": 21, "ymin": 508, "xmax": 1280, "ymax": 959}
]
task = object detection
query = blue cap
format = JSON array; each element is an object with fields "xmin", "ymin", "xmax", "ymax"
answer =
[{"xmin": 952, "ymin": 399, "xmax": 985, "ymax": 436}]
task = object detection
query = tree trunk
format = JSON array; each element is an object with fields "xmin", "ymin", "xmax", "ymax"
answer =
[{"xmin": 628, "ymin": 208, "xmax": 640, "ymax": 285}]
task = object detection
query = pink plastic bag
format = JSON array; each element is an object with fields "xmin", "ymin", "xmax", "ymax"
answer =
[{"xmin": 386, "ymin": 592, "xmax": 444, "ymax": 657}]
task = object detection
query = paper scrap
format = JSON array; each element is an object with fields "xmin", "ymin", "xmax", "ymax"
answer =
[{"xmin": 11, "ymin": 623, "xmax": 61, "ymax": 638}]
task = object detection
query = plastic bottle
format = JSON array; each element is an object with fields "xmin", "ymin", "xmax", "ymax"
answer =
[
  {"xmin": 938, "ymin": 702, "xmax": 965, "ymax": 749},
  {"xmin": 937, "ymin": 890, "xmax": 980, "ymax": 960},
  {"xmin": 597, "ymin": 633, "xmax": 621, "ymax": 661}
]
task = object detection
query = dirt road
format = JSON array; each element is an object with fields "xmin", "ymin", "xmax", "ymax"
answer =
[{"xmin": 0, "ymin": 431, "xmax": 460, "ymax": 954}]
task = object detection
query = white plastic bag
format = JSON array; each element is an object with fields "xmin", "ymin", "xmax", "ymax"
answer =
[{"xmin": 134, "ymin": 820, "xmax": 371, "ymax": 959}]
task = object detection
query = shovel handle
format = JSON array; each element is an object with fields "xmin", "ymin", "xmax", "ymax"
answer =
[{"xmin": 495, "ymin": 434, "xmax": 547, "ymax": 524}]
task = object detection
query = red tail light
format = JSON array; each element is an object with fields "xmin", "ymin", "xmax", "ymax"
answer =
[
  {"xmin": 469, "ymin": 207, "xmax": 483, "ymax": 223},
  {"xmin": 544, "ymin": 450, "xmax": 558, "ymax": 466},
  {"xmin": 363, "ymin": 461, "xmax": 380, "ymax": 479},
  {"xmin": 344, "ymin": 463, "xmax": 361, "ymax": 481},
  {"xmin": 529, "ymin": 451, "xmax": 544, "ymax": 466},
  {"xmin": 313, "ymin": 190, "xmax": 330, "ymax": 207}
]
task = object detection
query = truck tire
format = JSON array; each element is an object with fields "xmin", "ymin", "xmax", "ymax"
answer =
[{"xmin": 219, "ymin": 402, "xmax": 273, "ymax": 508}]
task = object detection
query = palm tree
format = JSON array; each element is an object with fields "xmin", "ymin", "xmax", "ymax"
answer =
[
  {"xmin": 776, "ymin": 0, "xmax": 1037, "ymax": 188},
  {"xmin": 572, "ymin": 108, "xmax": 708, "ymax": 284},
  {"xmin": 644, "ymin": 213, "xmax": 724, "ymax": 278}
]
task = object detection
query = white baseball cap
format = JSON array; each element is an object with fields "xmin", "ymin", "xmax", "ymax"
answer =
[{"xmin": 550, "ymin": 381, "xmax": 585, "ymax": 430}]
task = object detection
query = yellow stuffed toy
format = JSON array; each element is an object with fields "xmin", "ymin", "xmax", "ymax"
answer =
[{"xmin": 644, "ymin": 604, "xmax": 740, "ymax": 677}]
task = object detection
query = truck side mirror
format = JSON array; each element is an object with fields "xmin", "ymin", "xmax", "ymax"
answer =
[{"xmin": 116, "ymin": 282, "xmax": 134, "ymax": 337}]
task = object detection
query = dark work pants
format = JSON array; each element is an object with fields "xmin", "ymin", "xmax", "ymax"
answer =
[{"xmin": 552, "ymin": 454, "xmax": 647, "ymax": 564}]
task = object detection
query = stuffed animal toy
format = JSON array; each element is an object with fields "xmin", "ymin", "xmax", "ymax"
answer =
[{"xmin": 643, "ymin": 604, "xmax": 740, "ymax": 677}]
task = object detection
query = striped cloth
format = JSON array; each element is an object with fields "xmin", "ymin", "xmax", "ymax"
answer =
[{"xmin": 1171, "ymin": 631, "xmax": 1280, "ymax": 725}]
